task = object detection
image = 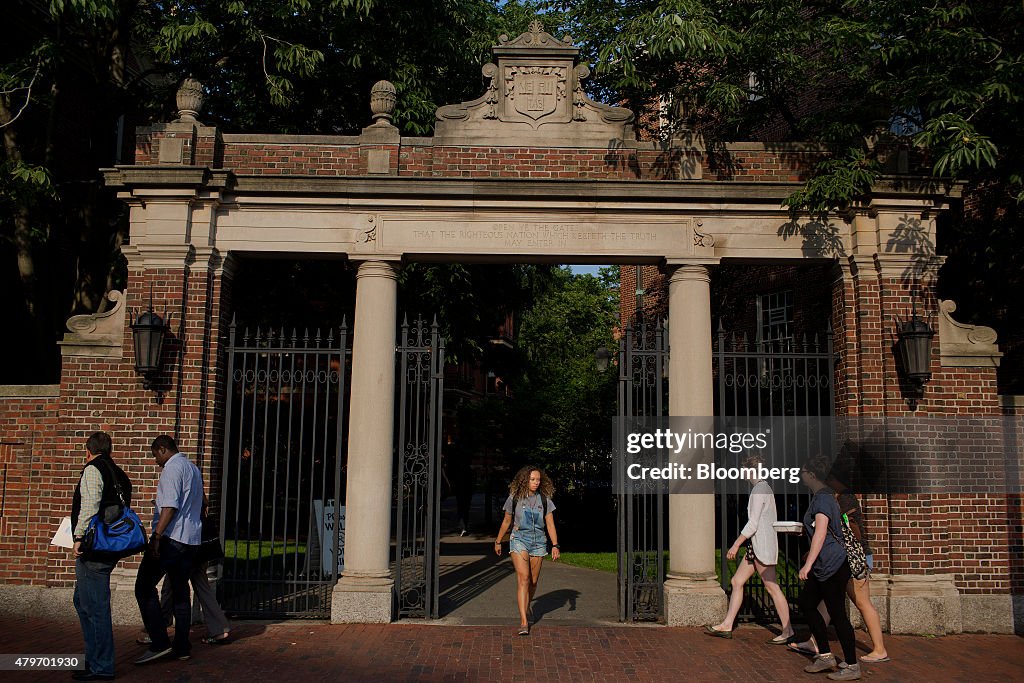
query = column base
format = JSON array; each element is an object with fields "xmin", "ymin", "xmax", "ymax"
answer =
[
  {"xmin": 886, "ymin": 574, "xmax": 961, "ymax": 635},
  {"xmin": 663, "ymin": 574, "xmax": 727, "ymax": 627},
  {"xmin": 331, "ymin": 574, "xmax": 394, "ymax": 623},
  {"xmin": 960, "ymin": 593, "xmax": 1014, "ymax": 634}
]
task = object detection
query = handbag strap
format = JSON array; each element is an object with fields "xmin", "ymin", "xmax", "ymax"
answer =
[{"xmin": 94, "ymin": 457, "xmax": 128, "ymax": 508}]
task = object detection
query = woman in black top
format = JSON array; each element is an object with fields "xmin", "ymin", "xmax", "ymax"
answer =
[{"xmin": 797, "ymin": 456, "xmax": 859, "ymax": 681}]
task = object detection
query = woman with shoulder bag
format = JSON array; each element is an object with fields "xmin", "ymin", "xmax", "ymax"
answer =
[
  {"xmin": 796, "ymin": 456, "xmax": 859, "ymax": 681},
  {"xmin": 494, "ymin": 466, "xmax": 560, "ymax": 636},
  {"xmin": 789, "ymin": 483, "xmax": 888, "ymax": 664}
]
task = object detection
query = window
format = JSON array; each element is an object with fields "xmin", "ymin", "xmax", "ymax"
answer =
[{"xmin": 757, "ymin": 291, "xmax": 794, "ymax": 345}]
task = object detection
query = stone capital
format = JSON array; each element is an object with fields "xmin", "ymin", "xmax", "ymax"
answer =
[{"xmin": 353, "ymin": 259, "xmax": 401, "ymax": 281}]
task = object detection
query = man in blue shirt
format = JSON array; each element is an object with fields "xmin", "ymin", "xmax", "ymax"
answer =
[{"xmin": 133, "ymin": 435, "xmax": 204, "ymax": 664}]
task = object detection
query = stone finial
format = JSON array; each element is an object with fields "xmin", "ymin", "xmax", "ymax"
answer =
[
  {"xmin": 176, "ymin": 77, "xmax": 204, "ymax": 122},
  {"xmin": 370, "ymin": 80, "xmax": 397, "ymax": 125}
]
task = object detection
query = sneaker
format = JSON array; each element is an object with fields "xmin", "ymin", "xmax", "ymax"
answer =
[
  {"xmin": 173, "ymin": 651, "xmax": 191, "ymax": 661},
  {"xmin": 804, "ymin": 653, "xmax": 837, "ymax": 673},
  {"xmin": 133, "ymin": 647, "xmax": 172, "ymax": 665},
  {"xmin": 827, "ymin": 663, "xmax": 861, "ymax": 681}
]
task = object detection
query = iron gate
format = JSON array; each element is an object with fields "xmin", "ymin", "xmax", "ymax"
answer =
[
  {"xmin": 394, "ymin": 315, "xmax": 445, "ymax": 619},
  {"xmin": 616, "ymin": 319, "xmax": 668, "ymax": 622},
  {"xmin": 219, "ymin": 319, "xmax": 349, "ymax": 619},
  {"xmin": 714, "ymin": 323, "xmax": 835, "ymax": 620}
]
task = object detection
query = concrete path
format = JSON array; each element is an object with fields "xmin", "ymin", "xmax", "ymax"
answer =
[{"xmin": 437, "ymin": 534, "xmax": 618, "ymax": 625}]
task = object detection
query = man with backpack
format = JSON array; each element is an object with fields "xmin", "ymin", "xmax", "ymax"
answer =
[{"xmin": 70, "ymin": 431, "xmax": 133, "ymax": 681}]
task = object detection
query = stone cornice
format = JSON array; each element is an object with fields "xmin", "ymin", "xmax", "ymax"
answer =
[{"xmin": 228, "ymin": 175, "xmax": 806, "ymax": 203}]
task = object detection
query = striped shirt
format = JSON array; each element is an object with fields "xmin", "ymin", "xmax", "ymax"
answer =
[{"xmin": 74, "ymin": 465, "xmax": 104, "ymax": 539}]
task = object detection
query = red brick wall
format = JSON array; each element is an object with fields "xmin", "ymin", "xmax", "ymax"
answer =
[
  {"xmin": 137, "ymin": 127, "xmax": 821, "ymax": 182},
  {"xmin": 830, "ymin": 259, "xmax": 1007, "ymax": 594},
  {"xmin": 0, "ymin": 256, "xmax": 234, "ymax": 587},
  {"xmin": 0, "ymin": 389, "xmax": 59, "ymax": 584}
]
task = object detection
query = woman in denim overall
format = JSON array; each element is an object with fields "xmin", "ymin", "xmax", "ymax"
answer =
[{"xmin": 494, "ymin": 466, "xmax": 560, "ymax": 635}]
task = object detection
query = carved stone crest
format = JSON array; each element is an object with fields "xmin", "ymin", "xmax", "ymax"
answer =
[
  {"xmin": 506, "ymin": 66, "xmax": 566, "ymax": 121},
  {"xmin": 434, "ymin": 19, "xmax": 635, "ymax": 145}
]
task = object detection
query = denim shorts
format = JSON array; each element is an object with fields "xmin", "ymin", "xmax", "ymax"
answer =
[{"xmin": 510, "ymin": 532, "xmax": 548, "ymax": 557}]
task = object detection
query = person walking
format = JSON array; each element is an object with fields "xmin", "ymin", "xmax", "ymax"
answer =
[
  {"xmin": 705, "ymin": 454, "xmax": 794, "ymax": 643},
  {"xmin": 136, "ymin": 497, "xmax": 230, "ymax": 647},
  {"xmin": 797, "ymin": 456, "xmax": 859, "ymax": 680},
  {"xmin": 71, "ymin": 431, "xmax": 133, "ymax": 681},
  {"xmin": 134, "ymin": 435, "xmax": 205, "ymax": 664},
  {"xmin": 494, "ymin": 465, "xmax": 560, "ymax": 636},
  {"xmin": 789, "ymin": 485, "xmax": 888, "ymax": 663}
]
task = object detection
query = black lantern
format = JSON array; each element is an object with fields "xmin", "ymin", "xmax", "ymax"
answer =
[
  {"xmin": 130, "ymin": 302, "xmax": 169, "ymax": 390},
  {"xmin": 595, "ymin": 346, "xmax": 611, "ymax": 373},
  {"xmin": 895, "ymin": 313, "xmax": 934, "ymax": 387}
]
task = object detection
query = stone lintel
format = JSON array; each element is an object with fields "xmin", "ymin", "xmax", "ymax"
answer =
[
  {"xmin": 0, "ymin": 385, "xmax": 60, "ymax": 398},
  {"xmin": 101, "ymin": 165, "xmax": 210, "ymax": 190}
]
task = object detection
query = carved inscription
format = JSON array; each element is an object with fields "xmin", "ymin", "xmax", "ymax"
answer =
[{"xmin": 407, "ymin": 221, "xmax": 671, "ymax": 253}]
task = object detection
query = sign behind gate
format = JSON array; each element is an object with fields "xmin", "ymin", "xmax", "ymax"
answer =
[{"xmin": 311, "ymin": 499, "xmax": 346, "ymax": 576}]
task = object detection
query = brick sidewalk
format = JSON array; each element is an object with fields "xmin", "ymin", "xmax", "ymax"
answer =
[{"xmin": 2, "ymin": 616, "xmax": 1021, "ymax": 682}]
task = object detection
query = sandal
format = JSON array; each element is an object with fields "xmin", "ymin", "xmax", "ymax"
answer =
[
  {"xmin": 518, "ymin": 625, "xmax": 530, "ymax": 636},
  {"xmin": 860, "ymin": 654, "xmax": 890, "ymax": 663},
  {"xmin": 768, "ymin": 633, "xmax": 796, "ymax": 645},
  {"xmin": 703, "ymin": 625, "xmax": 733, "ymax": 639},
  {"xmin": 202, "ymin": 634, "xmax": 230, "ymax": 645}
]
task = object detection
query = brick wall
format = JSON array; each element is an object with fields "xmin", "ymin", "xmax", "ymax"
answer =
[
  {"xmin": 0, "ymin": 388, "xmax": 59, "ymax": 585},
  {"xmin": 135, "ymin": 127, "xmax": 821, "ymax": 182},
  {"xmin": 0, "ymin": 255, "xmax": 234, "ymax": 587}
]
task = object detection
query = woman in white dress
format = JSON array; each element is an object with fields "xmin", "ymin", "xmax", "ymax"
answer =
[{"xmin": 705, "ymin": 454, "xmax": 794, "ymax": 643}]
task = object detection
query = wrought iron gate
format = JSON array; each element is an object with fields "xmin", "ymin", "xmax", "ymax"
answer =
[
  {"xmin": 616, "ymin": 319, "xmax": 668, "ymax": 622},
  {"xmin": 394, "ymin": 315, "xmax": 445, "ymax": 619},
  {"xmin": 714, "ymin": 324, "xmax": 835, "ymax": 619},
  {"xmin": 219, "ymin": 320, "xmax": 349, "ymax": 619}
]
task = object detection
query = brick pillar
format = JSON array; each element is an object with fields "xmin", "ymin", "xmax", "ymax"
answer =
[
  {"xmin": 834, "ymin": 225, "xmax": 1011, "ymax": 633},
  {"xmin": 47, "ymin": 244, "xmax": 235, "ymax": 623}
]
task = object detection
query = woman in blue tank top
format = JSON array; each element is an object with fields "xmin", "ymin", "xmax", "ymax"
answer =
[{"xmin": 494, "ymin": 465, "xmax": 560, "ymax": 636}]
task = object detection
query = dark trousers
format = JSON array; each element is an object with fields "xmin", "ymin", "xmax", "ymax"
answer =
[
  {"xmin": 74, "ymin": 557, "xmax": 116, "ymax": 676},
  {"xmin": 799, "ymin": 560, "xmax": 857, "ymax": 665},
  {"xmin": 135, "ymin": 538, "xmax": 197, "ymax": 655}
]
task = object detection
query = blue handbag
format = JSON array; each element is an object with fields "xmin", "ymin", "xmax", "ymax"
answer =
[{"xmin": 81, "ymin": 460, "xmax": 147, "ymax": 560}]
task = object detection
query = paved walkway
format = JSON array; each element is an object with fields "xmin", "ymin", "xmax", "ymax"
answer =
[
  {"xmin": 438, "ymin": 535, "xmax": 618, "ymax": 624},
  {"xmin": 3, "ymin": 615, "xmax": 1022, "ymax": 682}
]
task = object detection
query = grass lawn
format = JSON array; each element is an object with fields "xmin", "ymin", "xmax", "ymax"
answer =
[
  {"xmin": 224, "ymin": 539, "xmax": 307, "ymax": 561},
  {"xmin": 560, "ymin": 550, "xmax": 799, "ymax": 585}
]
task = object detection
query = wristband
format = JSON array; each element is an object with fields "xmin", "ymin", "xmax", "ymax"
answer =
[{"xmin": 552, "ymin": 544, "xmax": 560, "ymax": 549}]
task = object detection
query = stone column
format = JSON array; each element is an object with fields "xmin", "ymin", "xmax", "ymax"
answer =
[
  {"xmin": 332, "ymin": 259, "xmax": 399, "ymax": 623},
  {"xmin": 664, "ymin": 262, "xmax": 727, "ymax": 625}
]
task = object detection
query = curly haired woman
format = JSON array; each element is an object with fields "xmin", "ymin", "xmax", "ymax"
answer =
[{"xmin": 494, "ymin": 465, "xmax": 560, "ymax": 636}]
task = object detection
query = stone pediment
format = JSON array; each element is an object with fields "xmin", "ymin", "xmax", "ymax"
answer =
[{"xmin": 435, "ymin": 21, "xmax": 634, "ymax": 147}]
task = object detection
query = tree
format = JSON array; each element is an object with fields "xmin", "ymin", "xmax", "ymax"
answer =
[
  {"xmin": 556, "ymin": 0, "xmax": 1024, "ymax": 388},
  {"xmin": 2, "ymin": 0, "xmax": 530, "ymax": 383},
  {"xmin": 508, "ymin": 266, "xmax": 620, "ymax": 488}
]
